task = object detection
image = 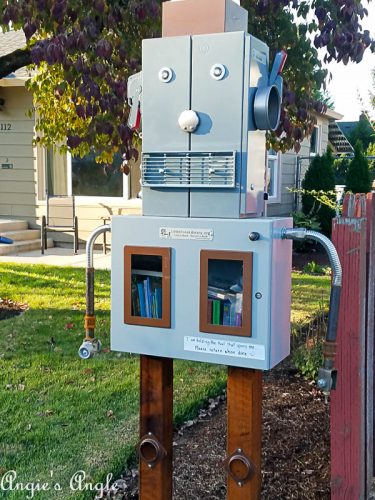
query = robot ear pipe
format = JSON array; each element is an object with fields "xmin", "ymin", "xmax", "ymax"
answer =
[
  {"xmin": 78, "ymin": 223, "xmax": 111, "ymax": 360},
  {"xmin": 281, "ymin": 227, "xmax": 342, "ymax": 398}
]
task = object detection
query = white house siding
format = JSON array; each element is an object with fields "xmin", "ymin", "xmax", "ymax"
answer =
[
  {"xmin": 0, "ymin": 86, "xmax": 38, "ymax": 221},
  {"xmin": 267, "ymin": 115, "xmax": 330, "ymax": 217}
]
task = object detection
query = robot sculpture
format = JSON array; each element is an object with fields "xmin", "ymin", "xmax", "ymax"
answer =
[{"xmin": 80, "ymin": 1, "xmax": 341, "ymax": 497}]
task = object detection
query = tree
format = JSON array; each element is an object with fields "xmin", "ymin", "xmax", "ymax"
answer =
[
  {"xmin": 345, "ymin": 141, "xmax": 372, "ymax": 193},
  {"xmin": 302, "ymin": 149, "xmax": 336, "ymax": 236},
  {"xmin": 349, "ymin": 113, "xmax": 375, "ymax": 150},
  {"xmin": 0, "ymin": 0, "xmax": 374, "ymax": 162}
]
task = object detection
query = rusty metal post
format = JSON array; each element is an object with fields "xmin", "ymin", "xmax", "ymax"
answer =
[
  {"xmin": 139, "ymin": 355, "xmax": 173, "ymax": 500},
  {"xmin": 226, "ymin": 367, "xmax": 262, "ymax": 499}
]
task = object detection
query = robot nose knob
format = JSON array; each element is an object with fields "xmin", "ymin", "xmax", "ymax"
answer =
[{"xmin": 178, "ymin": 110, "xmax": 200, "ymax": 133}]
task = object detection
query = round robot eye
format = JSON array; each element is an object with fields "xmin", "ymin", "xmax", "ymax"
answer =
[
  {"xmin": 158, "ymin": 67, "xmax": 173, "ymax": 83},
  {"xmin": 210, "ymin": 64, "xmax": 226, "ymax": 81}
]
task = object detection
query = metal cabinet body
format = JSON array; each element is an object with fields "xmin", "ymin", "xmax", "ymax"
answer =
[
  {"xmin": 111, "ymin": 215, "xmax": 292, "ymax": 370},
  {"xmin": 141, "ymin": 32, "xmax": 269, "ymax": 219}
]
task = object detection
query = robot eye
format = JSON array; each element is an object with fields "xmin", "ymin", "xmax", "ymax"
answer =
[
  {"xmin": 210, "ymin": 64, "xmax": 226, "ymax": 81},
  {"xmin": 158, "ymin": 67, "xmax": 174, "ymax": 83}
]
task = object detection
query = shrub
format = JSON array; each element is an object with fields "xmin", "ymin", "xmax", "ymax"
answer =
[
  {"xmin": 346, "ymin": 141, "xmax": 372, "ymax": 193},
  {"xmin": 291, "ymin": 211, "xmax": 321, "ymax": 252},
  {"xmin": 302, "ymin": 149, "xmax": 336, "ymax": 236},
  {"xmin": 333, "ymin": 155, "xmax": 350, "ymax": 184},
  {"xmin": 303, "ymin": 261, "xmax": 330, "ymax": 275},
  {"xmin": 293, "ymin": 337, "xmax": 323, "ymax": 380}
]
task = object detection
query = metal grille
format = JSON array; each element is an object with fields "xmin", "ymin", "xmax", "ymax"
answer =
[{"xmin": 142, "ymin": 152, "xmax": 236, "ymax": 188}]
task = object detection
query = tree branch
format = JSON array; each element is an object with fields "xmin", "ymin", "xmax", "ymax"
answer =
[{"xmin": 0, "ymin": 47, "xmax": 32, "ymax": 79}]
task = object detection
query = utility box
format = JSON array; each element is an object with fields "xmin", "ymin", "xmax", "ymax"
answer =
[
  {"xmin": 141, "ymin": 31, "xmax": 275, "ymax": 219},
  {"xmin": 111, "ymin": 215, "xmax": 292, "ymax": 370}
]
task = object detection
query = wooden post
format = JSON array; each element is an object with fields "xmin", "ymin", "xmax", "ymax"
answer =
[
  {"xmin": 227, "ymin": 367, "xmax": 262, "ymax": 499},
  {"xmin": 139, "ymin": 355, "xmax": 173, "ymax": 500},
  {"xmin": 330, "ymin": 194, "xmax": 368, "ymax": 498}
]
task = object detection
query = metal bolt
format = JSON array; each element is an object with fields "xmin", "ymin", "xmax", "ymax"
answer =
[{"xmin": 249, "ymin": 232, "xmax": 260, "ymax": 241}]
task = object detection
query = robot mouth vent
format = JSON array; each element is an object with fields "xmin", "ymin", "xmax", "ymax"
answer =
[{"xmin": 142, "ymin": 151, "xmax": 236, "ymax": 188}]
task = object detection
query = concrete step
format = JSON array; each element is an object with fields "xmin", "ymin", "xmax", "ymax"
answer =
[
  {"xmin": 0, "ymin": 219, "xmax": 28, "ymax": 232},
  {"xmin": 0, "ymin": 238, "xmax": 54, "ymax": 256},
  {"xmin": 0, "ymin": 229, "xmax": 40, "ymax": 242}
]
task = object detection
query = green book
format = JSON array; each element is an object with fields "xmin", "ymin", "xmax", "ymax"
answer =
[{"xmin": 213, "ymin": 300, "xmax": 221, "ymax": 325}]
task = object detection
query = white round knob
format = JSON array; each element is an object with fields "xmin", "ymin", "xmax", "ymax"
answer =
[{"xmin": 178, "ymin": 110, "xmax": 200, "ymax": 133}]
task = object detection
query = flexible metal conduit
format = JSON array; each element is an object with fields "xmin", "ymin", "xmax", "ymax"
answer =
[
  {"xmin": 281, "ymin": 227, "xmax": 342, "ymax": 396},
  {"xmin": 86, "ymin": 224, "xmax": 111, "ymax": 339},
  {"xmin": 78, "ymin": 224, "xmax": 111, "ymax": 360}
]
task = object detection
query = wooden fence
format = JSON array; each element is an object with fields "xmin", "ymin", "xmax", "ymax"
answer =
[{"xmin": 331, "ymin": 192, "xmax": 375, "ymax": 499}]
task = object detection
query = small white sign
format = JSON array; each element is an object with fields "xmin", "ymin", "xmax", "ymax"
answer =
[
  {"xmin": 159, "ymin": 227, "xmax": 214, "ymax": 241},
  {"xmin": 184, "ymin": 336, "xmax": 265, "ymax": 361}
]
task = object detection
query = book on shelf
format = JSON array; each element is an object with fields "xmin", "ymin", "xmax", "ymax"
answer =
[
  {"xmin": 207, "ymin": 288, "xmax": 243, "ymax": 327},
  {"xmin": 131, "ymin": 272, "xmax": 163, "ymax": 319}
]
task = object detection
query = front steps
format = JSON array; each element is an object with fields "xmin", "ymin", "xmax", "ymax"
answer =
[{"xmin": 0, "ymin": 220, "xmax": 54, "ymax": 256}]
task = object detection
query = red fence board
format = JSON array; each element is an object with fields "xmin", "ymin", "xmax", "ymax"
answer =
[{"xmin": 331, "ymin": 216, "xmax": 367, "ymax": 499}]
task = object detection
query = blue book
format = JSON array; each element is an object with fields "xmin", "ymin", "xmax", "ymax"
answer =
[
  {"xmin": 222, "ymin": 300, "xmax": 231, "ymax": 326},
  {"xmin": 137, "ymin": 282, "xmax": 146, "ymax": 317},
  {"xmin": 155, "ymin": 287, "xmax": 162, "ymax": 319},
  {"xmin": 144, "ymin": 278, "xmax": 152, "ymax": 318}
]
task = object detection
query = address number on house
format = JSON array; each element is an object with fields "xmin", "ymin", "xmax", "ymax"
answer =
[{"xmin": 0, "ymin": 123, "xmax": 12, "ymax": 131}]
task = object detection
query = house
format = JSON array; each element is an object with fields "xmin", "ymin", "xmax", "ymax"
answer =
[
  {"xmin": 267, "ymin": 107, "xmax": 344, "ymax": 217},
  {"xmin": 0, "ymin": 29, "xmax": 343, "ymax": 251}
]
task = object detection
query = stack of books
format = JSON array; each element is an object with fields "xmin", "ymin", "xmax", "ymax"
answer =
[
  {"xmin": 131, "ymin": 273, "xmax": 162, "ymax": 319},
  {"xmin": 207, "ymin": 285, "xmax": 243, "ymax": 327}
]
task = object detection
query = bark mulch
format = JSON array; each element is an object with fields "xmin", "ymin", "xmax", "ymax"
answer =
[{"xmin": 97, "ymin": 362, "xmax": 330, "ymax": 500}]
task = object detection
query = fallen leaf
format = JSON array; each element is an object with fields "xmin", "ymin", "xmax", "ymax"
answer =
[{"xmin": 64, "ymin": 322, "xmax": 74, "ymax": 330}]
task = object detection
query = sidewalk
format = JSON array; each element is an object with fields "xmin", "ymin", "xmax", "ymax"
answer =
[{"xmin": 0, "ymin": 247, "xmax": 111, "ymax": 270}]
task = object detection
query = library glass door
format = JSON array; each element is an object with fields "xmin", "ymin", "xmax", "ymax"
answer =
[
  {"xmin": 124, "ymin": 246, "xmax": 171, "ymax": 328},
  {"xmin": 199, "ymin": 250, "xmax": 253, "ymax": 337}
]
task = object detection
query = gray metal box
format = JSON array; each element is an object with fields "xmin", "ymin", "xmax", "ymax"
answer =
[
  {"xmin": 141, "ymin": 32, "xmax": 270, "ymax": 219},
  {"xmin": 111, "ymin": 215, "xmax": 292, "ymax": 370}
]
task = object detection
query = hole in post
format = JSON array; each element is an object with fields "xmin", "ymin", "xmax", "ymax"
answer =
[
  {"xmin": 229, "ymin": 456, "xmax": 251, "ymax": 481},
  {"xmin": 139, "ymin": 438, "xmax": 160, "ymax": 464}
]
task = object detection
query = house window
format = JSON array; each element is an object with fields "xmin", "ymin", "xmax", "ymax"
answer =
[
  {"xmin": 42, "ymin": 148, "xmax": 141, "ymax": 202},
  {"xmin": 267, "ymin": 149, "xmax": 281, "ymax": 203},
  {"xmin": 69, "ymin": 151, "xmax": 125, "ymax": 198},
  {"xmin": 310, "ymin": 125, "xmax": 321, "ymax": 156}
]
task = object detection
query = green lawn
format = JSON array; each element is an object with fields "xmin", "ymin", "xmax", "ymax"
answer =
[{"xmin": 0, "ymin": 264, "xmax": 330, "ymax": 499}]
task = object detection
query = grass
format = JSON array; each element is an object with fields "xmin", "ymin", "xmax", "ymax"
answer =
[{"xmin": 0, "ymin": 264, "xmax": 330, "ymax": 499}]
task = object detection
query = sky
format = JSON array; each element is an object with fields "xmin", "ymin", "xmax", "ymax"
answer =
[{"xmin": 324, "ymin": 1, "xmax": 375, "ymax": 121}]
